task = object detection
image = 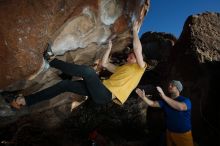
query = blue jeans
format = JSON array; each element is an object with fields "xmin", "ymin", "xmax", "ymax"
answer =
[{"xmin": 25, "ymin": 59, "xmax": 112, "ymax": 106}]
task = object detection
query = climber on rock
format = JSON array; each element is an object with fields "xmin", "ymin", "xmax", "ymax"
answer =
[
  {"xmin": 7, "ymin": 21, "xmax": 150, "ymax": 110},
  {"xmin": 136, "ymin": 80, "xmax": 194, "ymax": 146}
]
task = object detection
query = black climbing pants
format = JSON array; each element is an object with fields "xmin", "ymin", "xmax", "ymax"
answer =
[{"xmin": 25, "ymin": 59, "xmax": 112, "ymax": 106}]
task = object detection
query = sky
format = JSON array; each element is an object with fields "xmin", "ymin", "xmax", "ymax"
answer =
[{"xmin": 139, "ymin": 0, "xmax": 220, "ymax": 38}]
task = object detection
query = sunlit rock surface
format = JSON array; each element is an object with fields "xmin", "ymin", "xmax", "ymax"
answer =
[
  {"xmin": 0, "ymin": 0, "xmax": 150, "ymax": 91},
  {"xmin": 0, "ymin": 0, "xmax": 149, "ymax": 139},
  {"xmin": 178, "ymin": 12, "xmax": 220, "ymax": 63}
]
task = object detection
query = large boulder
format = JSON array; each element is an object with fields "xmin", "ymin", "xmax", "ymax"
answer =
[
  {"xmin": 0, "ymin": 0, "xmax": 150, "ymax": 91},
  {"xmin": 168, "ymin": 12, "xmax": 220, "ymax": 146}
]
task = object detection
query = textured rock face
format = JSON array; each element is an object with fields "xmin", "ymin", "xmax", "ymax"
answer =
[
  {"xmin": 178, "ymin": 12, "xmax": 220, "ymax": 63},
  {"xmin": 168, "ymin": 12, "xmax": 220, "ymax": 146},
  {"xmin": 0, "ymin": 0, "xmax": 150, "ymax": 145},
  {"xmin": 0, "ymin": 0, "xmax": 150, "ymax": 91}
]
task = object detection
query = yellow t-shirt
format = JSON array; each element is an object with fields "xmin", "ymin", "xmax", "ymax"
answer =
[{"xmin": 103, "ymin": 63, "xmax": 146, "ymax": 105}]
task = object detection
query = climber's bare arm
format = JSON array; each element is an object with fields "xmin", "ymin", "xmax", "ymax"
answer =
[
  {"xmin": 101, "ymin": 40, "xmax": 117, "ymax": 73},
  {"xmin": 133, "ymin": 21, "xmax": 147, "ymax": 69}
]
